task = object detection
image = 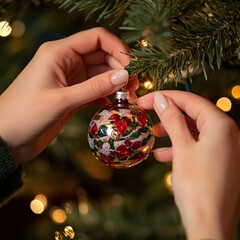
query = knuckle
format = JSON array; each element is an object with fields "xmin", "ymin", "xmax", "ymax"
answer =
[
  {"xmin": 37, "ymin": 41, "xmax": 62, "ymax": 62},
  {"xmin": 93, "ymin": 26, "xmax": 107, "ymax": 34},
  {"xmin": 162, "ymin": 110, "xmax": 185, "ymax": 126},
  {"xmin": 216, "ymin": 116, "xmax": 238, "ymax": 138},
  {"xmin": 38, "ymin": 41, "xmax": 54, "ymax": 54},
  {"xmin": 89, "ymin": 77, "xmax": 106, "ymax": 96}
]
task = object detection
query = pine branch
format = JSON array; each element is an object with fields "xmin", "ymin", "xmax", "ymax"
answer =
[
  {"xmin": 1, "ymin": 0, "xmax": 240, "ymax": 90},
  {"xmin": 49, "ymin": 0, "xmax": 132, "ymax": 22},
  {"xmin": 124, "ymin": 0, "xmax": 240, "ymax": 89},
  {"xmin": 0, "ymin": 0, "xmax": 43, "ymax": 21}
]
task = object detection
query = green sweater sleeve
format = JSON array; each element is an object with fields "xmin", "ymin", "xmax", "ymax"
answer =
[{"xmin": 0, "ymin": 138, "xmax": 23, "ymax": 206}]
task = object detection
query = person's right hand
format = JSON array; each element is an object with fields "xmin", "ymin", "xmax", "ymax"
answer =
[
  {"xmin": 0, "ymin": 27, "xmax": 137, "ymax": 164},
  {"xmin": 137, "ymin": 90, "xmax": 240, "ymax": 240}
]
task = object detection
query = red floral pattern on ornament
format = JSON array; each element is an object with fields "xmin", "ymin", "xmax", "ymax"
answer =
[
  {"xmin": 136, "ymin": 112, "xmax": 147, "ymax": 127},
  {"xmin": 109, "ymin": 114, "xmax": 132, "ymax": 135},
  {"xmin": 132, "ymin": 152, "xmax": 146, "ymax": 163},
  {"xmin": 101, "ymin": 154, "xmax": 114, "ymax": 164},
  {"xmin": 109, "ymin": 140, "xmax": 143, "ymax": 159},
  {"xmin": 90, "ymin": 123, "xmax": 98, "ymax": 135}
]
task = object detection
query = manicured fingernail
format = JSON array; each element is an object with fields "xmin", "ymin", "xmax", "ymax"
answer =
[
  {"xmin": 154, "ymin": 92, "xmax": 169, "ymax": 113},
  {"xmin": 111, "ymin": 69, "xmax": 129, "ymax": 85},
  {"xmin": 152, "ymin": 147, "xmax": 170, "ymax": 152}
]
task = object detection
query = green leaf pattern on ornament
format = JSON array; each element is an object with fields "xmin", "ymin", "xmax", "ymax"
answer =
[{"xmin": 98, "ymin": 125, "xmax": 108, "ymax": 137}]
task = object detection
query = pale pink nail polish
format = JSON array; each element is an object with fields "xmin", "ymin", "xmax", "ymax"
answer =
[{"xmin": 111, "ymin": 69, "xmax": 129, "ymax": 85}]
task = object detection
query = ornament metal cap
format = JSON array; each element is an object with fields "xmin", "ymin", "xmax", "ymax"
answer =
[{"xmin": 115, "ymin": 91, "xmax": 129, "ymax": 100}]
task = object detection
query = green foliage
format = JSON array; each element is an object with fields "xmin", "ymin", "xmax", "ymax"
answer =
[
  {"xmin": 1, "ymin": 0, "xmax": 240, "ymax": 89},
  {"xmin": 0, "ymin": 0, "xmax": 40, "ymax": 21},
  {"xmin": 124, "ymin": 0, "xmax": 240, "ymax": 89},
  {"xmin": 48, "ymin": 0, "xmax": 240, "ymax": 89},
  {"xmin": 51, "ymin": 0, "xmax": 132, "ymax": 23}
]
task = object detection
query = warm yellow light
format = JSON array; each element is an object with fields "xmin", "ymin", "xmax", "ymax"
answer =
[
  {"xmin": 30, "ymin": 199, "xmax": 45, "ymax": 214},
  {"xmin": 168, "ymin": 72, "xmax": 175, "ymax": 79},
  {"xmin": 79, "ymin": 202, "xmax": 89, "ymax": 215},
  {"xmin": 140, "ymin": 39, "xmax": 149, "ymax": 47},
  {"xmin": 64, "ymin": 202, "xmax": 73, "ymax": 214},
  {"xmin": 164, "ymin": 171, "xmax": 172, "ymax": 191},
  {"xmin": 216, "ymin": 97, "xmax": 232, "ymax": 112},
  {"xmin": 64, "ymin": 226, "xmax": 75, "ymax": 239},
  {"xmin": 144, "ymin": 80, "xmax": 153, "ymax": 90},
  {"xmin": 207, "ymin": 12, "xmax": 213, "ymax": 17},
  {"xmin": 0, "ymin": 21, "xmax": 12, "ymax": 37},
  {"xmin": 11, "ymin": 20, "xmax": 26, "ymax": 38},
  {"xmin": 231, "ymin": 85, "xmax": 240, "ymax": 99},
  {"xmin": 55, "ymin": 231, "xmax": 63, "ymax": 240},
  {"xmin": 111, "ymin": 194, "xmax": 123, "ymax": 207},
  {"xmin": 35, "ymin": 194, "xmax": 48, "ymax": 209},
  {"xmin": 51, "ymin": 208, "xmax": 67, "ymax": 224}
]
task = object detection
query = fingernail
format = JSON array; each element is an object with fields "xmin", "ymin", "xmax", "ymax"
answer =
[
  {"xmin": 154, "ymin": 92, "xmax": 169, "ymax": 113},
  {"xmin": 111, "ymin": 69, "xmax": 129, "ymax": 85},
  {"xmin": 152, "ymin": 147, "xmax": 170, "ymax": 152}
]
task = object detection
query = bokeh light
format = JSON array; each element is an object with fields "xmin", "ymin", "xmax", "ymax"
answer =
[
  {"xmin": 30, "ymin": 199, "xmax": 45, "ymax": 214},
  {"xmin": 164, "ymin": 171, "xmax": 172, "ymax": 191},
  {"xmin": 216, "ymin": 97, "xmax": 232, "ymax": 112},
  {"xmin": 50, "ymin": 208, "xmax": 67, "ymax": 224},
  {"xmin": 144, "ymin": 80, "xmax": 153, "ymax": 90},
  {"xmin": 231, "ymin": 85, "xmax": 240, "ymax": 99},
  {"xmin": 0, "ymin": 21, "xmax": 12, "ymax": 37},
  {"xmin": 35, "ymin": 194, "xmax": 48, "ymax": 209},
  {"xmin": 111, "ymin": 194, "xmax": 124, "ymax": 208},
  {"xmin": 64, "ymin": 226, "xmax": 75, "ymax": 239},
  {"xmin": 79, "ymin": 201, "xmax": 89, "ymax": 215},
  {"xmin": 11, "ymin": 20, "xmax": 26, "ymax": 38},
  {"xmin": 140, "ymin": 39, "xmax": 149, "ymax": 47}
]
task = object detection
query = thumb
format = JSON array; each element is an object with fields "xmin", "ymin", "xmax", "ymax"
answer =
[
  {"xmin": 62, "ymin": 69, "xmax": 129, "ymax": 109},
  {"xmin": 153, "ymin": 92, "xmax": 193, "ymax": 147}
]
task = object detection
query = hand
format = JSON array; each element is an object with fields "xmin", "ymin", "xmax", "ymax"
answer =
[
  {"xmin": 137, "ymin": 90, "xmax": 240, "ymax": 240},
  {"xmin": 0, "ymin": 27, "xmax": 137, "ymax": 163}
]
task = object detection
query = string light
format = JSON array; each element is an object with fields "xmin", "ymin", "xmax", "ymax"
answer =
[
  {"xmin": 164, "ymin": 171, "xmax": 172, "ymax": 191},
  {"xmin": 140, "ymin": 39, "xmax": 149, "ymax": 47},
  {"xmin": 216, "ymin": 97, "xmax": 232, "ymax": 112},
  {"xmin": 168, "ymin": 71, "xmax": 175, "ymax": 79},
  {"xmin": 110, "ymin": 194, "xmax": 123, "ymax": 208},
  {"xmin": 35, "ymin": 194, "xmax": 48, "ymax": 209},
  {"xmin": 30, "ymin": 194, "xmax": 48, "ymax": 214},
  {"xmin": 0, "ymin": 21, "xmax": 12, "ymax": 37},
  {"xmin": 30, "ymin": 199, "xmax": 45, "ymax": 214},
  {"xmin": 207, "ymin": 12, "xmax": 213, "ymax": 17},
  {"xmin": 231, "ymin": 85, "xmax": 240, "ymax": 99},
  {"xmin": 79, "ymin": 201, "xmax": 89, "ymax": 215},
  {"xmin": 11, "ymin": 20, "xmax": 26, "ymax": 38},
  {"xmin": 64, "ymin": 202, "xmax": 73, "ymax": 214},
  {"xmin": 50, "ymin": 208, "xmax": 67, "ymax": 224},
  {"xmin": 144, "ymin": 80, "xmax": 153, "ymax": 90},
  {"xmin": 64, "ymin": 226, "xmax": 75, "ymax": 239},
  {"xmin": 55, "ymin": 231, "xmax": 63, "ymax": 240}
]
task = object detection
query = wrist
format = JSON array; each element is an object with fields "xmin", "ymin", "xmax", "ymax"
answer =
[
  {"xmin": 0, "ymin": 137, "xmax": 23, "ymax": 205},
  {"xmin": 180, "ymin": 210, "xmax": 237, "ymax": 240}
]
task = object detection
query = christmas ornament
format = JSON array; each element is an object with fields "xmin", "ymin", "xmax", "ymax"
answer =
[{"xmin": 88, "ymin": 91, "xmax": 155, "ymax": 169}]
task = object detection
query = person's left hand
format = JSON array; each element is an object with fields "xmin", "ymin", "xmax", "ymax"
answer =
[{"xmin": 0, "ymin": 27, "xmax": 137, "ymax": 163}]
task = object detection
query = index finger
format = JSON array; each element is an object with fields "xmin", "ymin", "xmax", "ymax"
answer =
[
  {"xmin": 137, "ymin": 90, "xmax": 227, "ymax": 131},
  {"xmin": 59, "ymin": 27, "xmax": 131, "ymax": 67}
]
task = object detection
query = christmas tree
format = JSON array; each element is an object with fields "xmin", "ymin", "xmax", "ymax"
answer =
[{"xmin": 0, "ymin": 1, "xmax": 240, "ymax": 239}]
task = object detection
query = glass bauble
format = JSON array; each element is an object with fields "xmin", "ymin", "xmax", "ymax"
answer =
[{"xmin": 88, "ymin": 91, "xmax": 155, "ymax": 169}]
